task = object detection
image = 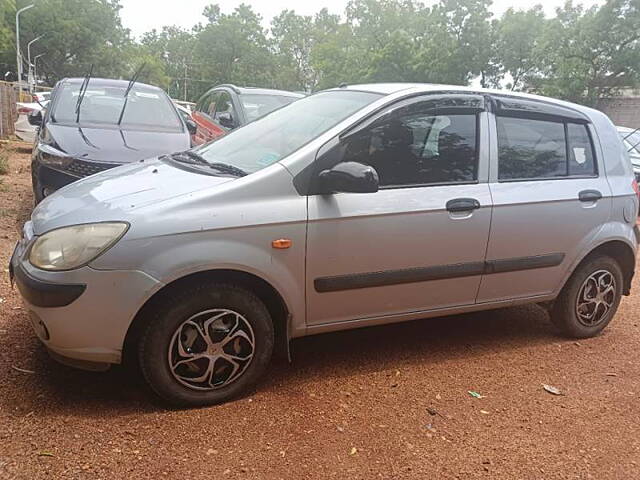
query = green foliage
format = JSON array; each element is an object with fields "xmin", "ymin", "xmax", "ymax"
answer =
[
  {"xmin": 1, "ymin": 0, "xmax": 130, "ymax": 82},
  {"xmin": 494, "ymin": 7, "xmax": 547, "ymax": 91},
  {"xmin": 531, "ymin": 0, "xmax": 640, "ymax": 104},
  {"xmin": 1, "ymin": 0, "xmax": 640, "ymax": 107}
]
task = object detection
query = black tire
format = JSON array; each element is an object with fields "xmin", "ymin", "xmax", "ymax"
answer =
[
  {"xmin": 551, "ymin": 255, "xmax": 623, "ymax": 338},
  {"xmin": 139, "ymin": 282, "xmax": 274, "ymax": 407}
]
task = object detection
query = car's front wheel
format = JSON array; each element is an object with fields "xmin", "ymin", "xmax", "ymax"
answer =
[
  {"xmin": 551, "ymin": 255, "xmax": 623, "ymax": 338},
  {"xmin": 139, "ymin": 282, "xmax": 274, "ymax": 406}
]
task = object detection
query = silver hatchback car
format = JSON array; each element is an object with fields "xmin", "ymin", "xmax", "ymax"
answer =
[{"xmin": 10, "ymin": 84, "xmax": 639, "ymax": 406}]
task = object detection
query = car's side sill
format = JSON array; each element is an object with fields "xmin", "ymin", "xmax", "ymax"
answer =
[{"xmin": 303, "ymin": 293, "xmax": 555, "ymax": 337}]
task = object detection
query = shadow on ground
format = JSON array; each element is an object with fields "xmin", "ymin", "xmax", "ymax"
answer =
[{"xmin": 2, "ymin": 303, "xmax": 559, "ymax": 417}]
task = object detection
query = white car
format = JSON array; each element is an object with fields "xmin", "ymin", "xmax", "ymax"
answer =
[
  {"xmin": 618, "ymin": 126, "xmax": 640, "ymax": 181},
  {"xmin": 14, "ymin": 101, "xmax": 46, "ymax": 143},
  {"xmin": 32, "ymin": 91, "xmax": 51, "ymax": 103}
]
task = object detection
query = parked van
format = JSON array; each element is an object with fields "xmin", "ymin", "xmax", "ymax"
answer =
[{"xmin": 10, "ymin": 84, "xmax": 638, "ymax": 406}]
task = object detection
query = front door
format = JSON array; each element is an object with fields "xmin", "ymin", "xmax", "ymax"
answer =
[{"xmin": 305, "ymin": 95, "xmax": 493, "ymax": 326}]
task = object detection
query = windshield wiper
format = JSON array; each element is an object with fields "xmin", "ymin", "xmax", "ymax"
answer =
[
  {"xmin": 117, "ymin": 63, "xmax": 146, "ymax": 126},
  {"xmin": 167, "ymin": 151, "xmax": 247, "ymax": 177},
  {"xmin": 207, "ymin": 162, "xmax": 248, "ymax": 177},
  {"xmin": 75, "ymin": 64, "xmax": 93, "ymax": 123},
  {"xmin": 168, "ymin": 150, "xmax": 209, "ymax": 165}
]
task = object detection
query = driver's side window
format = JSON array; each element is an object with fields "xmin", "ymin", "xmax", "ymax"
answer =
[{"xmin": 341, "ymin": 106, "xmax": 479, "ymax": 187}]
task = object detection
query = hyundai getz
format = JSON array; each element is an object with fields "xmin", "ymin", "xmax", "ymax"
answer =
[{"xmin": 10, "ymin": 84, "xmax": 639, "ymax": 406}]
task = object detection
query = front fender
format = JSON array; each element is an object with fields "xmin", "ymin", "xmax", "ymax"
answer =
[{"xmin": 92, "ymin": 222, "xmax": 308, "ymax": 336}]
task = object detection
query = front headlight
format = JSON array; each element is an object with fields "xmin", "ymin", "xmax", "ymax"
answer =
[
  {"xmin": 29, "ymin": 222, "xmax": 129, "ymax": 271},
  {"xmin": 38, "ymin": 143, "xmax": 73, "ymax": 169}
]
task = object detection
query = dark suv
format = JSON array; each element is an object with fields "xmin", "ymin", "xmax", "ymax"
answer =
[{"xmin": 191, "ymin": 84, "xmax": 304, "ymax": 145}]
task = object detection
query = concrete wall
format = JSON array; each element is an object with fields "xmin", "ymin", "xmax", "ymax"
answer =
[{"xmin": 597, "ymin": 96, "xmax": 640, "ymax": 129}]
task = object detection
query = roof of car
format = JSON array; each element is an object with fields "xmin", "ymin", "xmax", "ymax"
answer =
[
  {"xmin": 60, "ymin": 77, "xmax": 162, "ymax": 91},
  {"xmin": 213, "ymin": 84, "xmax": 305, "ymax": 98},
  {"xmin": 332, "ymin": 83, "xmax": 596, "ymax": 115}
]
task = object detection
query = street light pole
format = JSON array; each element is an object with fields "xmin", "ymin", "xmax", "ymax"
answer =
[
  {"xmin": 15, "ymin": 4, "xmax": 35, "ymax": 97},
  {"xmin": 27, "ymin": 34, "xmax": 43, "ymax": 93},
  {"xmin": 33, "ymin": 53, "xmax": 44, "ymax": 87}
]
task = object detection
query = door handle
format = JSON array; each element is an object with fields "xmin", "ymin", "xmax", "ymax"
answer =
[
  {"xmin": 578, "ymin": 190, "xmax": 602, "ymax": 202},
  {"xmin": 446, "ymin": 198, "xmax": 481, "ymax": 213}
]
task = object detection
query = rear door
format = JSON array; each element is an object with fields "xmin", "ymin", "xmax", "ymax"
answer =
[
  {"xmin": 305, "ymin": 94, "xmax": 494, "ymax": 326},
  {"xmin": 478, "ymin": 97, "xmax": 611, "ymax": 302}
]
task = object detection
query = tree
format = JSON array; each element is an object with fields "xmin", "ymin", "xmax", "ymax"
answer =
[
  {"xmin": 271, "ymin": 10, "xmax": 315, "ymax": 91},
  {"xmin": 141, "ymin": 26, "xmax": 195, "ymax": 99},
  {"xmin": 191, "ymin": 4, "xmax": 276, "ymax": 99},
  {"xmin": 301, "ymin": 11, "xmax": 351, "ymax": 89},
  {"xmin": 494, "ymin": 7, "xmax": 547, "ymax": 90},
  {"xmin": 531, "ymin": 0, "xmax": 640, "ymax": 105},
  {"xmin": 3, "ymin": 0, "xmax": 132, "ymax": 83},
  {"xmin": 420, "ymin": 0, "xmax": 494, "ymax": 85}
]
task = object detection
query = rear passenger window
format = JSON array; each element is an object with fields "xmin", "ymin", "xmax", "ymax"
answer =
[
  {"xmin": 497, "ymin": 117, "xmax": 566, "ymax": 180},
  {"xmin": 342, "ymin": 111, "xmax": 478, "ymax": 187},
  {"xmin": 497, "ymin": 116, "xmax": 596, "ymax": 180}
]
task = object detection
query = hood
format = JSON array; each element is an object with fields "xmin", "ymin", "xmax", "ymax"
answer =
[
  {"xmin": 31, "ymin": 157, "xmax": 234, "ymax": 235},
  {"xmin": 44, "ymin": 123, "xmax": 190, "ymax": 164}
]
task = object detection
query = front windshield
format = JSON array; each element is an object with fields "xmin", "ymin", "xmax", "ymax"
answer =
[
  {"xmin": 240, "ymin": 93, "xmax": 301, "ymax": 122},
  {"xmin": 195, "ymin": 90, "xmax": 382, "ymax": 174},
  {"xmin": 52, "ymin": 82, "xmax": 183, "ymax": 132}
]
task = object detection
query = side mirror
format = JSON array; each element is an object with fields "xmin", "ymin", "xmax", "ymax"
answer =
[
  {"xmin": 218, "ymin": 111, "xmax": 235, "ymax": 129},
  {"xmin": 28, "ymin": 110, "xmax": 43, "ymax": 127},
  {"xmin": 185, "ymin": 118, "xmax": 197, "ymax": 135},
  {"xmin": 318, "ymin": 161, "xmax": 379, "ymax": 194}
]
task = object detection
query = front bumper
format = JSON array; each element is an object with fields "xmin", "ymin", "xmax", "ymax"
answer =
[{"xmin": 10, "ymin": 235, "xmax": 162, "ymax": 367}]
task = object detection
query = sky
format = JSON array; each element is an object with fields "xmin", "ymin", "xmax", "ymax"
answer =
[{"xmin": 119, "ymin": 0, "xmax": 603, "ymax": 38}]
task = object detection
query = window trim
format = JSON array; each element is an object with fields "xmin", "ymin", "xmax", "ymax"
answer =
[{"xmin": 495, "ymin": 115, "xmax": 598, "ymax": 183}]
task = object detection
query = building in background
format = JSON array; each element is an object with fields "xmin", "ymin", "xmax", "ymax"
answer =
[{"xmin": 597, "ymin": 89, "xmax": 640, "ymax": 129}]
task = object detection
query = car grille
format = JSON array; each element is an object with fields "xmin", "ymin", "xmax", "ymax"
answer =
[{"xmin": 64, "ymin": 159, "xmax": 119, "ymax": 178}]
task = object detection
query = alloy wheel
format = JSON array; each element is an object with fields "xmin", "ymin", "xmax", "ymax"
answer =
[
  {"xmin": 575, "ymin": 270, "xmax": 616, "ymax": 327},
  {"xmin": 168, "ymin": 309, "xmax": 255, "ymax": 391}
]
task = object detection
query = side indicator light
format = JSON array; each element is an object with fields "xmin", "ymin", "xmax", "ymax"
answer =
[{"xmin": 272, "ymin": 238, "xmax": 292, "ymax": 249}]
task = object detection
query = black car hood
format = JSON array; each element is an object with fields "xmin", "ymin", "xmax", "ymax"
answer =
[{"xmin": 43, "ymin": 123, "xmax": 191, "ymax": 164}]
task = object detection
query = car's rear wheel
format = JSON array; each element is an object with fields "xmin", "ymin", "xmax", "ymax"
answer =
[
  {"xmin": 551, "ymin": 255, "xmax": 623, "ymax": 338},
  {"xmin": 139, "ymin": 282, "xmax": 274, "ymax": 406}
]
